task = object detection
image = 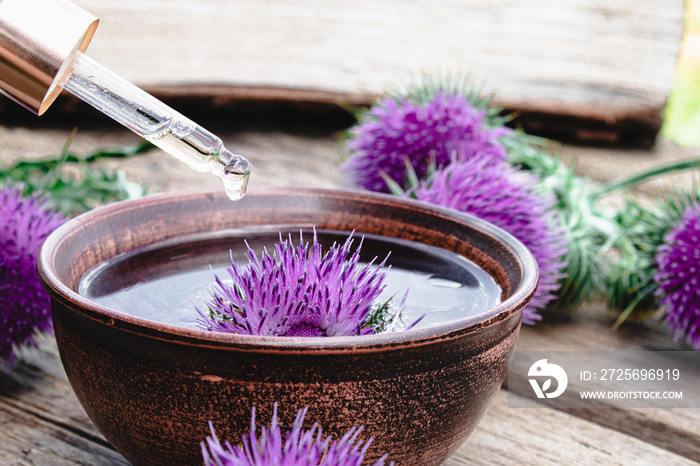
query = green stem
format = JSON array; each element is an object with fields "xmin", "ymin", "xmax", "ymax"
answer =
[
  {"xmin": 9, "ymin": 139, "xmax": 155, "ymax": 172},
  {"xmin": 610, "ymin": 282, "xmax": 656, "ymax": 331},
  {"xmin": 591, "ymin": 156, "xmax": 700, "ymax": 200}
]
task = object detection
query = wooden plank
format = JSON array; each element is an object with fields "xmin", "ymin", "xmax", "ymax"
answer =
[
  {"xmin": 0, "ymin": 402, "xmax": 128, "ymax": 466},
  {"xmin": 0, "ymin": 126, "xmax": 346, "ymax": 192},
  {"xmin": 449, "ymin": 390, "xmax": 697, "ymax": 466},
  {"xmin": 511, "ymin": 305, "xmax": 700, "ymax": 462},
  {"xmin": 1, "ymin": 336, "xmax": 99, "ymax": 438},
  {"xmin": 0, "ymin": 335, "xmax": 128, "ymax": 466},
  {"xmin": 49, "ymin": 0, "xmax": 681, "ymax": 145},
  {"xmin": 74, "ymin": 0, "xmax": 682, "ymax": 106}
]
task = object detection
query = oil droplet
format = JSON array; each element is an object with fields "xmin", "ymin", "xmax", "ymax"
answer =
[
  {"xmin": 221, "ymin": 171, "xmax": 250, "ymax": 201},
  {"xmin": 219, "ymin": 149, "xmax": 252, "ymax": 201}
]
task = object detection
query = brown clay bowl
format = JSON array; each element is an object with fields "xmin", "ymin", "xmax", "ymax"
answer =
[{"xmin": 38, "ymin": 186, "xmax": 537, "ymax": 466}]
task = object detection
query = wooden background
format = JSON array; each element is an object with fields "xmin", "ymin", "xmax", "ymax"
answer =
[{"xmin": 5, "ymin": 0, "xmax": 683, "ymax": 146}]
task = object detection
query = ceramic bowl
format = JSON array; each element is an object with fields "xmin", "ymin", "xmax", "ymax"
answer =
[{"xmin": 38, "ymin": 187, "xmax": 537, "ymax": 465}]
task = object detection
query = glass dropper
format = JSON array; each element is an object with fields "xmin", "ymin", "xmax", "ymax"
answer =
[
  {"xmin": 60, "ymin": 51, "xmax": 252, "ymax": 201},
  {"xmin": 0, "ymin": 0, "xmax": 251, "ymax": 201}
]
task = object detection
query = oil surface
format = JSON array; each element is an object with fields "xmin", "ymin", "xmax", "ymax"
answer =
[{"xmin": 78, "ymin": 229, "xmax": 502, "ymax": 332}]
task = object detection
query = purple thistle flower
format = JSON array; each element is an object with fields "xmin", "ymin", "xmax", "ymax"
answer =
[
  {"xmin": 343, "ymin": 92, "xmax": 509, "ymax": 192},
  {"xmin": 0, "ymin": 184, "xmax": 66, "ymax": 364},
  {"xmin": 653, "ymin": 204, "xmax": 700, "ymax": 349},
  {"xmin": 201, "ymin": 403, "xmax": 393, "ymax": 466},
  {"xmin": 196, "ymin": 232, "xmax": 388, "ymax": 337},
  {"xmin": 412, "ymin": 156, "xmax": 569, "ymax": 324}
]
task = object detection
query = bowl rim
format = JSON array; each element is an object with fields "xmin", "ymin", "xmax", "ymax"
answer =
[{"xmin": 38, "ymin": 186, "xmax": 538, "ymax": 352}]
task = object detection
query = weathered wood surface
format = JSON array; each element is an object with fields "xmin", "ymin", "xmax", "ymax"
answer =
[
  {"xmin": 0, "ymin": 0, "xmax": 685, "ymax": 145},
  {"xmin": 514, "ymin": 307, "xmax": 700, "ymax": 462},
  {"xmin": 2, "ymin": 126, "xmax": 700, "ymax": 465},
  {"xmin": 452, "ymin": 391, "xmax": 698, "ymax": 466},
  {"xmin": 0, "ymin": 336, "xmax": 129, "ymax": 466},
  {"xmin": 4, "ymin": 122, "xmax": 700, "ymax": 199}
]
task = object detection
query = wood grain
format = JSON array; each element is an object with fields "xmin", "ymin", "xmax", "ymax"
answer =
[
  {"xmin": 2, "ymin": 0, "xmax": 684, "ymax": 145},
  {"xmin": 512, "ymin": 308, "xmax": 700, "ymax": 462},
  {"xmin": 74, "ymin": 0, "xmax": 682, "ymax": 104},
  {"xmin": 0, "ymin": 336, "xmax": 127, "ymax": 466},
  {"xmin": 448, "ymin": 391, "xmax": 698, "ymax": 466}
]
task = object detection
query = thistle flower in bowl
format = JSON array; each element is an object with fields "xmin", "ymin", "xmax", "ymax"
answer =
[
  {"xmin": 201, "ymin": 403, "xmax": 393, "ymax": 466},
  {"xmin": 412, "ymin": 156, "xmax": 569, "ymax": 324},
  {"xmin": 343, "ymin": 91, "xmax": 509, "ymax": 192},
  {"xmin": 653, "ymin": 203, "xmax": 700, "ymax": 349},
  {"xmin": 0, "ymin": 183, "xmax": 66, "ymax": 364},
  {"xmin": 196, "ymin": 232, "xmax": 403, "ymax": 337}
]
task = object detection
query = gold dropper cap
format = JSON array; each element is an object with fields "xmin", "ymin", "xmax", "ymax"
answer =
[{"xmin": 0, "ymin": 0, "xmax": 98, "ymax": 115}]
